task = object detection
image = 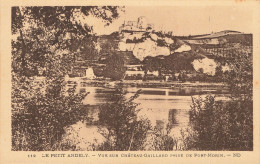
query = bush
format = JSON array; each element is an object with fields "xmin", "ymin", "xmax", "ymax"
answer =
[
  {"xmin": 12, "ymin": 76, "xmax": 88, "ymax": 151},
  {"xmin": 147, "ymin": 123, "xmax": 175, "ymax": 151},
  {"xmin": 98, "ymin": 88, "xmax": 151, "ymax": 151},
  {"xmin": 103, "ymin": 53, "xmax": 127, "ymax": 80},
  {"xmin": 182, "ymin": 50, "xmax": 253, "ymax": 151},
  {"xmin": 185, "ymin": 95, "xmax": 252, "ymax": 151}
]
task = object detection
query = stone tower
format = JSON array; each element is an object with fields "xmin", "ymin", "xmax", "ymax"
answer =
[{"xmin": 137, "ymin": 16, "xmax": 147, "ymax": 29}]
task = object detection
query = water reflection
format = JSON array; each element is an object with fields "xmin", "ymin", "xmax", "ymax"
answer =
[{"xmin": 64, "ymin": 81, "xmax": 230, "ymax": 147}]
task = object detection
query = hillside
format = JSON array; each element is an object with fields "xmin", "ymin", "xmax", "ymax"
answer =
[
  {"xmin": 189, "ymin": 30, "xmax": 242, "ymax": 39},
  {"xmin": 180, "ymin": 31, "xmax": 252, "ymax": 46},
  {"xmin": 84, "ymin": 30, "xmax": 252, "ymax": 79}
]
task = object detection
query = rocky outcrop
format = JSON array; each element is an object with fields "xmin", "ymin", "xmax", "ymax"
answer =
[
  {"xmin": 174, "ymin": 44, "xmax": 191, "ymax": 53},
  {"xmin": 192, "ymin": 58, "xmax": 217, "ymax": 76},
  {"xmin": 118, "ymin": 32, "xmax": 175, "ymax": 60}
]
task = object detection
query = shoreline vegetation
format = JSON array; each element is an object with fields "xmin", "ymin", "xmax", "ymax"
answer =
[
  {"xmin": 68, "ymin": 79, "xmax": 228, "ymax": 90},
  {"xmin": 11, "ymin": 6, "xmax": 252, "ymax": 151},
  {"xmin": 12, "ymin": 73, "xmax": 251, "ymax": 151}
]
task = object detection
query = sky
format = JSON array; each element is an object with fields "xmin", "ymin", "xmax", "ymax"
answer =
[{"xmin": 85, "ymin": 6, "xmax": 253, "ymax": 36}]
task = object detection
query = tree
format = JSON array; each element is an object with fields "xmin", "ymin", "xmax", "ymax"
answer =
[
  {"xmin": 11, "ymin": 6, "xmax": 124, "ymax": 151},
  {"xmin": 12, "ymin": 6, "xmax": 124, "ymax": 77},
  {"xmin": 103, "ymin": 53, "xmax": 127, "ymax": 80},
  {"xmin": 98, "ymin": 88, "xmax": 151, "ymax": 151},
  {"xmin": 12, "ymin": 82, "xmax": 88, "ymax": 151},
  {"xmin": 183, "ymin": 51, "xmax": 253, "ymax": 151}
]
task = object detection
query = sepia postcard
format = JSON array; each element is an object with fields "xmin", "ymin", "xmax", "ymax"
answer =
[{"xmin": 1, "ymin": 0, "xmax": 260, "ymax": 163}]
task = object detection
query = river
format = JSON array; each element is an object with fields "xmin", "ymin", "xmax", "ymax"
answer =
[{"xmin": 63, "ymin": 80, "xmax": 230, "ymax": 150}]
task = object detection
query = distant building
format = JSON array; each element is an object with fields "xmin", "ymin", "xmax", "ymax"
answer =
[
  {"xmin": 147, "ymin": 70, "xmax": 159, "ymax": 76},
  {"xmin": 124, "ymin": 64, "xmax": 144, "ymax": 80},
  {"xmin": 119, "ymin": 16, "xmax": 154, "ymax": 33},
  {"xmin": 137, "ymin": 16, "xmax": 147, "ymax": 29},
  {"xmin": 85, "ymin": 67, "xmax": 96, "ymax": 79}
]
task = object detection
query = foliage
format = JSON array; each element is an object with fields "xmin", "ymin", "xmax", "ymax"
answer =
[
  {"xmin": 143, "ymin": 56, "xmax": 164, "ymax": 72},
  {"xmin": 224, "ymin": 51, "xmax": 253, "ymax": 100},
  {"xmin": 11, "ymin": 6, "xmax": 123, "ymax": 151},
  {"xmin": 11, "ymin": 6, "xmax": 123, "ymax": 77},
  {"xmin": 98, "ymin": 88, "xmax": 151, "ymax": 151},
  {"xmin": 184, "ymin": 94, "xmax": 253, "ymax": 151},
  {"xmin": 103, "ymin": 53, "xmax": 127, "ymax": 80},
  {"xmin": 182, "ymin": 51, "xmax": 253, "ymax": 151},
  {"xmin": 97, "ymin": 88, "xmax": 177, "ymax": 151},
  {"xmin": 11, "ymin": 76, "xmax": 88, "ymax": 151},
  {"xmin": 126, "ymin": 37, "xmax": 146, "ymax": 44},
  {"xmin": 146, "ymin": 124, "xmax": 175, "ymax": 151},
  {"xmin": 98, "ymin": 33, "xmax": 120, "ymax": 57},
  {"xmin": 143, "ymin": 51, "xmax": 205, "ymax": 75}
]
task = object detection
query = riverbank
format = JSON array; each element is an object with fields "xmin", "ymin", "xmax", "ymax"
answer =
[{"xmin": 67, "ymin": 78, "xmax": 228, "ymax": 89}]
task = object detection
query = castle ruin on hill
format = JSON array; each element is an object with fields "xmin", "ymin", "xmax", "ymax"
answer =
[{"xmin": 119, "ymin": 16, "xmax": 154, "ymax": 33}]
